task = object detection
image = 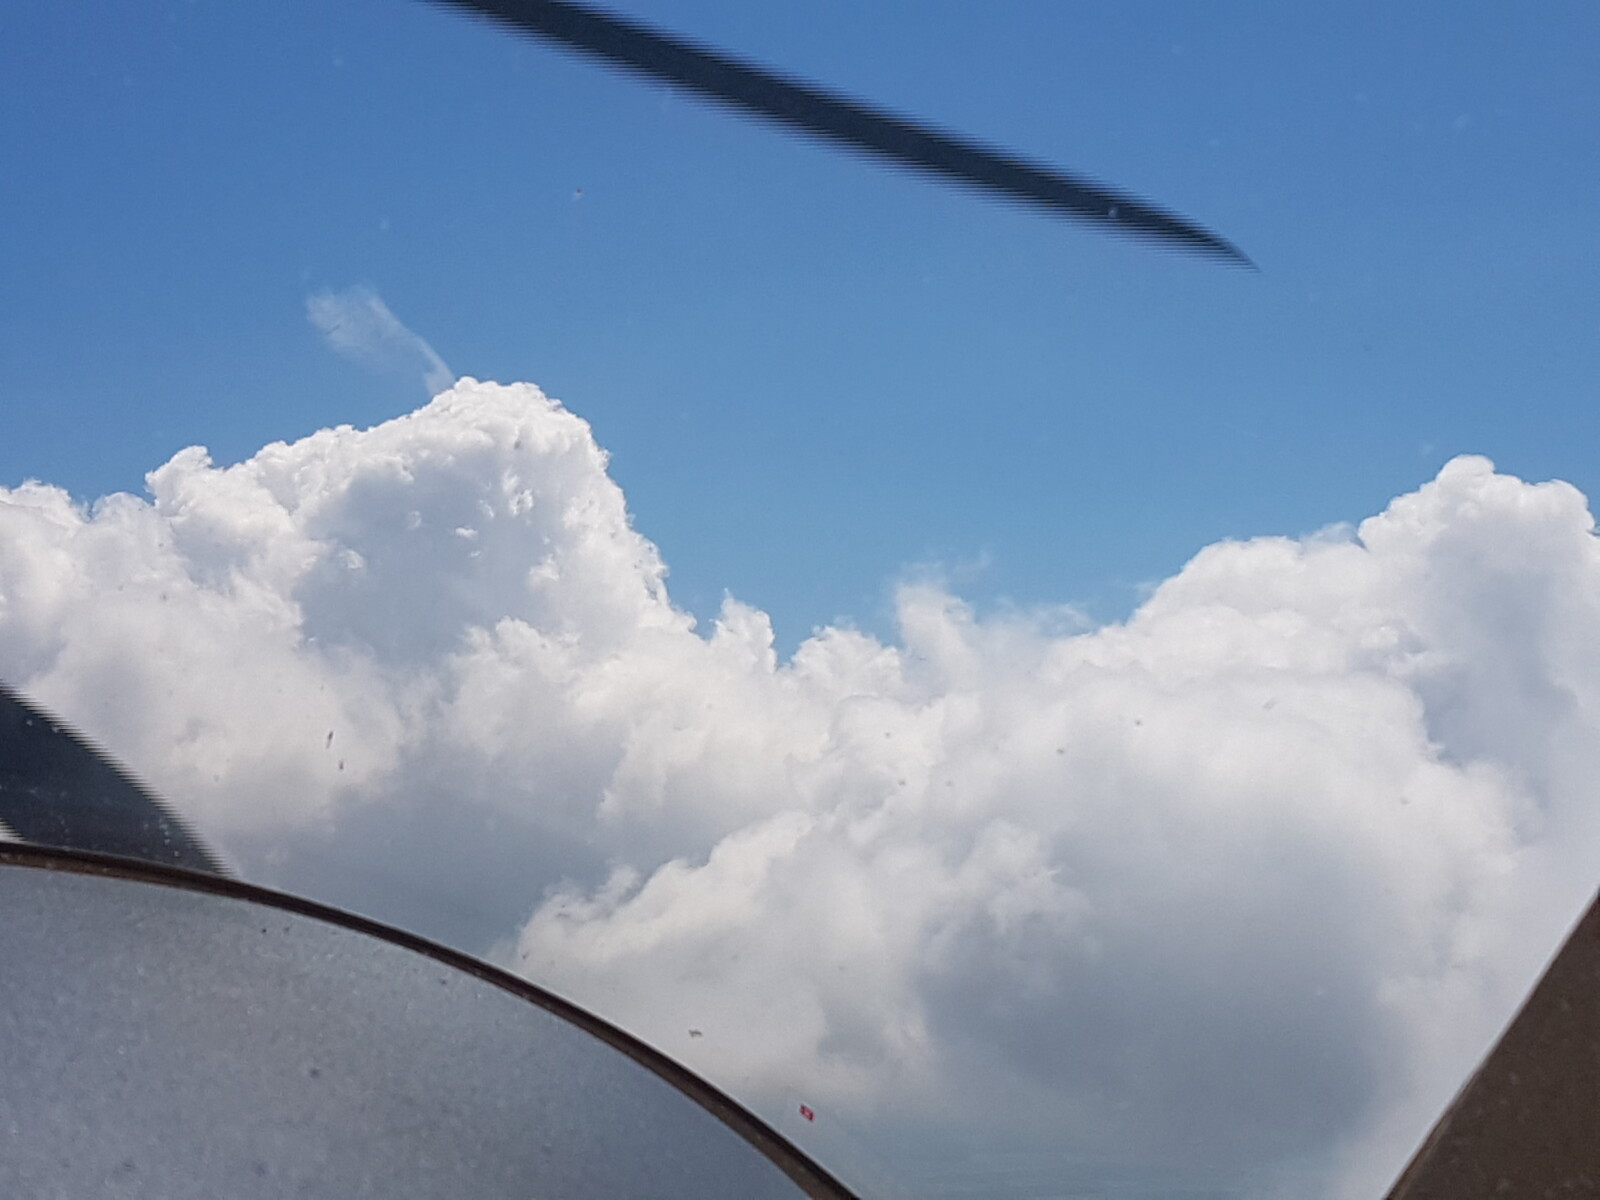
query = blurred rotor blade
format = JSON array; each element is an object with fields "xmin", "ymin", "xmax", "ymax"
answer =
[
  {"xmin": 0, "ymin": 680, "xmax": 226, "ymax": 876},
  {"xmin": 427, "ymin": 0, "xmax": 1253, "ymax": 266},
  {"xmin": 1384, "ymin": 888, "xmax": 1600, "ymax": 1198}
]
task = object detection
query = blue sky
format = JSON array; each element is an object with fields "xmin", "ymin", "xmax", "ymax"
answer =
[{"xmin": 6, "ymin": 0, "xmax": 1597, "ymax": 649}]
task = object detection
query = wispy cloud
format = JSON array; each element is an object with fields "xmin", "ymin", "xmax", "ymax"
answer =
[{"xmin": 306, "ymin": 285, "xmax": 455, "ymax": 397}]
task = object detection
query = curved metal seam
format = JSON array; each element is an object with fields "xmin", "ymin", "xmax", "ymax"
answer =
[{"xmin": 0, "ymin": 841, "xmax": 859, "ymax": 1200}]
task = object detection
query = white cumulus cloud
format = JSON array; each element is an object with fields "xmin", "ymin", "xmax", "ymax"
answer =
[
  {"xmin": 306, "ymin": 285, "xmax": 456, "ymax": 396},
  {"xmin": 3, "ymin": 379, "xmax": 1599, "ymax": 1198}
]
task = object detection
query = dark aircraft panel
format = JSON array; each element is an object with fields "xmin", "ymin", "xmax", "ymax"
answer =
[
  {"xmin": 1384, "ymin": 889, "xmax": 1600, "ymax": 1198},
  {"xmin": 0, "ymin": 681, "xmax": 225, "ymax": 875},
  {"xmin": 0, "ymin": 847, "xmax": 850, "ymax": 1199}
]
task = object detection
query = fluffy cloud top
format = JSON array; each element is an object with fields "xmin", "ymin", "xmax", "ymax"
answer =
[{"xmin": 3, "ymin": 379, "xmax": 1598, "ymax": 1198}]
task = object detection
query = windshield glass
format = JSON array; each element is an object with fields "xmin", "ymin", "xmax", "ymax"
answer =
[{"xmin": 4, "ymin": 2, "xmax": 1599, "ymax": 1195}]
